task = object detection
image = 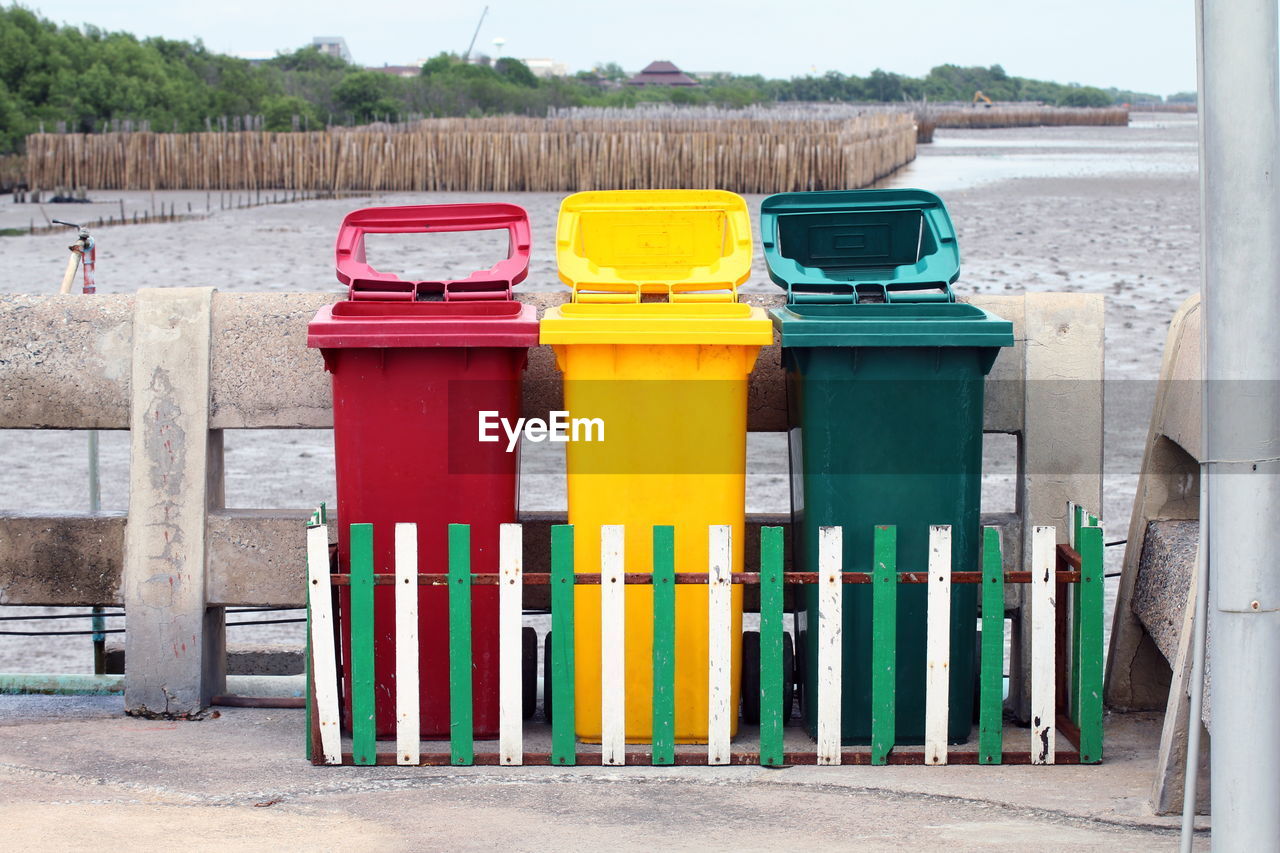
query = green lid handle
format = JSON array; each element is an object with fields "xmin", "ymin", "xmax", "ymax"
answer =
[{"xmin": 761, "ymin": 189, "xmax": 962, "ymax": 305}]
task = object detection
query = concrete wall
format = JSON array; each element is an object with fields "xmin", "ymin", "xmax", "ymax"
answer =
[{"xmin": 0, "ymin": 290, "xmax": 1104, "ymax": 718}]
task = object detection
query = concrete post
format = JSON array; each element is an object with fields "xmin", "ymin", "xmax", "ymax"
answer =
[
  {"xmin": 1008, "ymin": 292, "xmax": 1105, "ymax": 722},
  {"xmin": 1198, "ymin": 0, "xmax": 1280, "ymax": 848},
  {"xmin": 123, "ymin": 287, "xmax": 225, "ymax": 716}
]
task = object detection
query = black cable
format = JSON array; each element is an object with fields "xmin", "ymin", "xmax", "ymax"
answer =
[
  {"xmin": 0, "ymin": 628, "xmax": 125, "ymax": 636},
  {"xmin": 0, "ymin": 607, "xmax": 303, "ymax": 623},
  {"xmin": 1105, "ymin": 540, "xmax": 1127, "ymax": 548},
  {"xmin": 225, "ymin": 618, "xmax": 307, "ymax": 627},
  {"xmin": 226, "ymin": 606, "xmax": 305, "ymax": 614},
  {"xmin": 0, "ymin": 611, "xmax": 124, "ymax": 622}
]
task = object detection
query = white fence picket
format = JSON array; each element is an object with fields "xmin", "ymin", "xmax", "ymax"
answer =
[
  {"xmin": 600, "ymin": 525, "xmax": 626, "ymax": 766},
  {"xmin": 924, "ymin": 525, "xmax": 952, "ymax": 766},
  {"xmin": 1031, "ymin": 525, "xmax": 1057, "ymax": 764},
  {"xmin": 394, "ymin": 523, "xmax": 420, "ymax": 766},
  {"xmin": 499, "ymin": 523, "xmax": 523, "ymax": 766},
  {"xmin": 307, "ymin": 522, "xmax": 342, "ymax": 765},
  {"xmin": 707, "ymin": 525, "xmax": 733, "ymax": 765},
  {"xmin": 816, "ymin": 526, "xmax": 843, "ymax": 766}
]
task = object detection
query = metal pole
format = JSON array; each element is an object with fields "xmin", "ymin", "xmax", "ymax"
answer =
[
  {"xmin": 1179, "ymin": 480, "xmax": 1209, "ymax": 850},
  {"xmin": 1181, "ymin": 9, "xmax": 1213, "ymax": 848},
  {"xmin": 1198, "ymin": 1, "xmax": 1280, "ymax": 849}
]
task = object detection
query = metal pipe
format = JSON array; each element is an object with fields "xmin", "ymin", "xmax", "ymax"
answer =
[
  {"xmin": 1198, "ymin": 1, "xmax": 1280, "ymax": 849},
  {"xmin": 0, "ymin": 673, "xmax": 123, "ymax": 695},
  {"xmin": 211, "ymin": 695, "xmax": 304, "ymax": 709},
  {"xmin": 0, "ymin": 673, "xmax": 303, "ymax": 698}
]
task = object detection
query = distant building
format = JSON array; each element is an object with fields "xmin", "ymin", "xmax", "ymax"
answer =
[
  {"xmin": 625, "ymin": 60, "xmax": 699, "ymax": 87},
  {"xmin": 521, "ymin": 58, "xmax": 570, "ymax": 79},
  {"xmin": 312, "ymin": 37, "xmax": 352, "ymax": 64}
]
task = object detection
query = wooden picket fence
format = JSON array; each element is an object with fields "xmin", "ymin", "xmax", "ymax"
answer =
[{"xmin": 304, "ymin": 507, "xmax": 1104, "ymax": 768}]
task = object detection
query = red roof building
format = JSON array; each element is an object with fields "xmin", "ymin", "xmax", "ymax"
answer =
[{"xmin": 625, "ymin": 60, "xmax": 699, "ymax": 87}]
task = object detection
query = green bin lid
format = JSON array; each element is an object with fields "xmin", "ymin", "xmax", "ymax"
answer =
[
  {"xmin": 760, "ymin": 189, "xmax": 961, "ymax": 304},
  {"xmin": 770, "ymin": 302, "xmax": 1014, "ymax": 349}
]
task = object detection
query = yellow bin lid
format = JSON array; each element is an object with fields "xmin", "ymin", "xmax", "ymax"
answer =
[
  {"xmin": 546, "ymin": 189, "xmax": 770, "ymax": 346},
  {"xmin": 540, "ymin": 301, "xmax": 773, "ymax": 346},
  {"xmin": 556, "ymin": 189, "xmax": 754, "ymax": 303}
]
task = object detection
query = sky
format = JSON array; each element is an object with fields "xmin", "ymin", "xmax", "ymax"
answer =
[{"xmin": 24, "ymin": 0, "xmax": 1199, "ymax": 95}]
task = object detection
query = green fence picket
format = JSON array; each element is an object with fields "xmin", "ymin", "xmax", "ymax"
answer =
[
  {"xmin": 1077, "ymin": 524, "xmax": 1105, "ymax": 763},
  {"xmin": 871, "ymin": 525, "xmax": 897, "ymax": 765},
  {"xmin": 350, "ymin": 523, "xmax": 376, "ymax": 766},
  {"xmin": 448, "ymin": 524, "xmax": 474, "ymax": 766},
  {"xmin": 551, "ymin": 524, "xmax": 577, "ymax": 766},
  {"xmin": 979, "ymin": 526, "xmax": 1005, "ymax": 764},
  {"xmin": 651, "ymin": 526, "xmax": 676, "ymax": 765},
  {"xmin": 759, "ymin": 526, "xmax": 786, "ymax": 767},
  {"xmin": 1070, "ymin": 504, "xmax": 1084, "ymax": 719}
]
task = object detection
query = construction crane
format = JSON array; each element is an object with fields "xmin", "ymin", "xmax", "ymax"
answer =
[{"xmin": 462, "ymin": 6, "xmax": 489, "ymax": 63}]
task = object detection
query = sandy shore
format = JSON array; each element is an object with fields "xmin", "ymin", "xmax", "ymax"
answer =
[{"xmin": 0, "ymin": 113, "xmax": 1199, "ymax": 671}]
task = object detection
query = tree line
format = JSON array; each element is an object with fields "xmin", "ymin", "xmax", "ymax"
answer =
[{"xmin": 0, "ymin": 4, "xmax": 1181, "ymax": 154}]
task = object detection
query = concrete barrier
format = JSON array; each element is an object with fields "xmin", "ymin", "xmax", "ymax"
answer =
[
  {"xmin": 0, "ymin": 290, "xmax": 1104, "ymax": 718},
  {"xmin": 1103, "ymin": 294, "xmax": 1207, "ymax": 814}
]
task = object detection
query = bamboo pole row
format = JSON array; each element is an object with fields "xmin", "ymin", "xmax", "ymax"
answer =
[
  {"xmin": 0, "ymin": 154, "xmax": 25, "ymax": 191},
  {"xmin": 927, "ymin": 106, "xmax": 1130, "ymax": 129},
  {"xmin": 23, "ymin": 113, "xmax": 917, "ymax": 194}
]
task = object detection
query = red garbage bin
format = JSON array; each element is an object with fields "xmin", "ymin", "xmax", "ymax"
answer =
[{"xmin": 307, "ymin": 203, "xmax": 538, "ymax": 738}]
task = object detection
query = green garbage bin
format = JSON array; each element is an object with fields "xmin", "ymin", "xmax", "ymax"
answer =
[{"xmin": 762, "ymin": 189, "xmax": 1014, "ymax": 745}]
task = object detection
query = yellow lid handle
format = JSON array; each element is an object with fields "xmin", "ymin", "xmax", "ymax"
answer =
[{"xmin": 571, "ymin": 281, "xmax": 738, "ymax": 303}]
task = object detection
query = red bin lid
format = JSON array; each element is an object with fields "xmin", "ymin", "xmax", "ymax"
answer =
[
  {"xmin": 334, "ymin": 203, "xmax": 531, "ymax": 302},
  {"xmin": 307, "ymin": 299, "xmax": 539, "ymax": 349}
]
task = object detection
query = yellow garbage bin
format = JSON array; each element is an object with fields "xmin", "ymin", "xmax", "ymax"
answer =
[{"xmin": 540, "ymin": 189, "xmax": 772, "ymax": 743}]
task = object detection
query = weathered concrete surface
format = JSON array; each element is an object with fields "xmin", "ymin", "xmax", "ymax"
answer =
[
  {"xmin": 209, "ymin": 292, "xmax": 335, "ymax": 429},
  {"xmin": 104, "ymin": 642, "xmax": 304, "ymax": 676},
  {"xmin": 0, "ymin": 513, "xmax": 124, "ymax": 605},
  {"xmin": 0, "ymin": 703, "xmax": 1208, "ymax": 850},
  {"xmin": 1100, "ymin": 296, "xmax": 1208, "ymax": 815},
  {"xmin": 206, "ymin": 508, "xmax": 314, "ymax": 607},
  {"xmin": 0, "ymin": 294, "xmax": 133, "ymax": 429},
  {"xmin": 1133, "ymin": 520, "xmax": 1199, "ymax": 665},
  {"xmin": 123, "ymin": 287, "xmax": 222, "ymax": 715},
  {"xmin": 1107, "ymin": 295, "xmax": 1203, "ymax": 713},
  {"xmin": 1008, "ymin": 292, "xmax": 1106, "ymax": 724},
  {"xmin": 1, "ymin": 291, "xmax": 1036, "ymax": 434}
]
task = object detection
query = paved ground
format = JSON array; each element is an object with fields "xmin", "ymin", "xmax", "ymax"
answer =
[{"xmin": 0, "ymin": 699, "xmax": 1207, "ymax": 850}]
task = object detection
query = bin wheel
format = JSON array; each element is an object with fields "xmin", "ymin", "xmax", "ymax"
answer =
[
  {"xmin": 973, "ymin": 626, "xmax": 984, "ymax": 724},
  {"xmin": 795, "ymin": 632, "xmax": 808, "ymax": 723},
  {"xmin": 740, "ymin": 631, "xmax": 796, "ymax": 726},
  {"xmin": 523, "ymin": 626, "xmax": 537, "ymax": 721},
  {"xmin": 543, "ymin": 631, "xmax": 553, "ymax": 724},
  {"xmin": 782, "ymin": 633, "xmax": 796, "ymax": 723},
  {"xmin": 741, "ymin": 631, "xmax": 761, "ymax": 724}
]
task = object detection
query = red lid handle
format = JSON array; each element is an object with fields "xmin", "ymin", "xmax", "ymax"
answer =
[{"xmin": 334, "ymin": 203, "xmax": 531, "ymax": 301}]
